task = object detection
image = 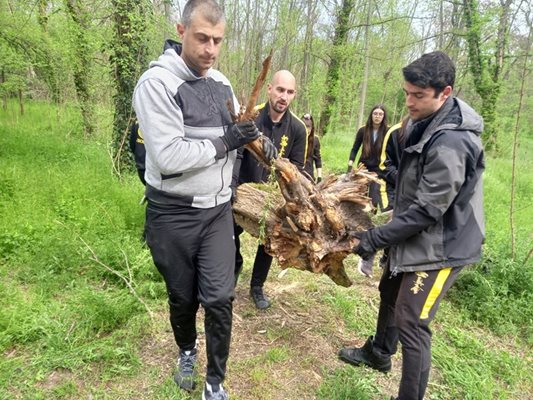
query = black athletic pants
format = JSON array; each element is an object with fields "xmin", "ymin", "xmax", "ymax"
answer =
[
  {"xmin": 145, "ymin": 200, "xmax": 235, "ymax": 385},
  {"xmin": 374, "ymin": 264, "xmax": 463, "ymax": 400},
  {"xmin": 234, "ymin": 223, "xmax": 272, "ymax": 288}
]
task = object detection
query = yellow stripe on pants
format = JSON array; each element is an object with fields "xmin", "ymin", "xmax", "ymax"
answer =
[{"xmin": 420, "ymin": 267, "xmax": 452, "ymax": 320}]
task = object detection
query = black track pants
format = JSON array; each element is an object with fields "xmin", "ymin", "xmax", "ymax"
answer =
[
  {"xmin": 374, "ymin": 265, "xmax": 463, "ymax": 400},
  {"xmin": 145, "ymin": 200, "xmax": 235, "ymax": 385},
  {"xmin": 250, "ymin": 244, "xmax": 272, "ymax": 287},
  {"xmin": 234, "ymin": 224, "xmax": 273, "ymax": 288}
]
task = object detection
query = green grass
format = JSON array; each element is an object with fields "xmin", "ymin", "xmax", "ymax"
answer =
[
  {"xmin": 0, "ymin": 101, "xmax": 152, "ymax": 398},
  {"xmin": 1, "ymin": 101, "xmax": 532, "ymax": 399}
]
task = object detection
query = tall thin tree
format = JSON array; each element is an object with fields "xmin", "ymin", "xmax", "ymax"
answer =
[
  {"xmin": 65, "ymin": 0, "xmax": 95, "ymax": 136},
  {"xmin": 318, "ymin": 0, "xmax": 354, "ymax": 135},
  {"xmin": 110, "ymin": 0, "xmax": 149, "ymax": 176}
]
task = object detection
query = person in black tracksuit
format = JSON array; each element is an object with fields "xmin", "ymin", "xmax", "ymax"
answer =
[
  {"xmin": 347, "ymin": 104, "xmax": 389, "ymax": 209},
  {"xmin": 302, "ymin": 113, "xmax": 323, "ymax": 183},
  {"xmin": 340, "ymin": 51, "xmax": 485, "ymax": 400},
  {"xmin": 347, "ymin": 105, "xmax": 389, "ymax": 278},
  {"xmin": 234, "ymin": 70, "xmax": 307, "ymax": 310}
]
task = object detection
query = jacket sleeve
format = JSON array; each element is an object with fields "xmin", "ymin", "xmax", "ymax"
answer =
[
  {"xmin": 368, "ymin": 133, "xmax": 472, "ymax": 249},
  {"xmin": 349, "ymin": 128, "xmax": 364, "ymax": 162},
  {"xmin": 314, "ymin": 137, "xmax": 322, "ymax": 168},
  {"xmin": 133, "ymin": 78, "xmax": 220, "ymax": 175},
  {"xmin": 378, "ymin": 131, "xmax": 399, "ymax": 184},
  {"xmin": 288, "ymin": 121, "xmax": 307, "ymax": 170}
]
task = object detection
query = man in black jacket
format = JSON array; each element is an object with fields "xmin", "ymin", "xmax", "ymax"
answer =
[
  {"xmin": 234, "ymin": 70, "xmax": 308, "ymax": 309},
  {"xmin": 338, "ymin": 51, "xmax": 485, "ymax": 400}
]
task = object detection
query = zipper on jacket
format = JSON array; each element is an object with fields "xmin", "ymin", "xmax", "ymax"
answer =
[{"xmin": 204, "ymin": 77, "xmax": 231, "ymax": 206}]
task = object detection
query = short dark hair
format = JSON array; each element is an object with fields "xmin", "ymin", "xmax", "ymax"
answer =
[
  {"xmin": 182, "ymin": 0, "xmax": 225, "ymax": 27},
  {"xmin": 402, "ymin": 51, "xmax": 455, "ymax": 95}
]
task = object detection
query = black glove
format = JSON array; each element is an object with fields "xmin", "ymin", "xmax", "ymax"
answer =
[
  {"xmin": 346, "ymin": 165, "xmax": 353, "ymax": 173},
  {"xmin": 221, "ymin": 121, "xmax": 260, "ymax": 151},
  {"xmin": 316, "ymin": 176, "xmax": 322, "ymax": 183},
  {"xmin": 352, "ymin": 230, "xmax": 376, "ymax": 261},
  {"xmin": 262, "ymin": 136, "xmax": 278, "ymax": 162}
]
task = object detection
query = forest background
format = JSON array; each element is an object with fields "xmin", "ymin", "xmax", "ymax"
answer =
[{"xmin": 1, "ymin": 0, "xmax": 532, "ymax": 399}]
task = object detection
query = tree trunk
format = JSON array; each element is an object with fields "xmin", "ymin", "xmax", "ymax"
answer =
[
  {"xmin": 18, "ymin": 89, "xmax": 23, "ymax": 115},
  {"xmin": 65, "ymin": 0, "xmax": 95, "ymax": 137},
  {"xmin": 510, "ymin": 13, "xmax": 532, "ymax": 261},
  {"xmin": 357, "ymin": 1, "xmax": 372, "ymax": 129},
  {"xmin": 318, "ymin": 0, "xmax": 354, "ymax": 136},
  {"xmin": 463, "ymin": 0, "xmax": 512, "ymax": 150},
  {"xmin": 110, "ymin": 0, "xmax": 149, "ymax": 177},
  {"xmin": 1, "ymin": 68, "xmax": 7, "ymax": 111}
]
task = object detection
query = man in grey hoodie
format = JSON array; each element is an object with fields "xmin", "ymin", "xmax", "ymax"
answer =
[
  {"xmin": 338, "ymin": 52, "xmax": 485, "ymax": 400},
  {"xmin": 132, "ymin": 1, "xmax": 274, "ymax": 399}
]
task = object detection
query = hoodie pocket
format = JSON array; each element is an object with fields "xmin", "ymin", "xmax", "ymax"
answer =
[{"xmin": 161, "ymin": 172, "xmax": 183, "ymax": 180}]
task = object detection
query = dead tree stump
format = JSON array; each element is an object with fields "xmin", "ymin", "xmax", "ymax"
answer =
[{"xmin": 233, "ymin": 164, "xmax": 375, "ymax": 287}]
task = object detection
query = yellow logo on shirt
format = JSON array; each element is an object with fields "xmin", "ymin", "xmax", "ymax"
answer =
[{"xmin": 279, "ymin": 135, "xmax": 288, "ymax": 158}]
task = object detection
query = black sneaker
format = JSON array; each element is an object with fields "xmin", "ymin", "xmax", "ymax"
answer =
[
  {"xmin": 174, "ymin": 347, "xmax": 197, "ymax": 391},
  {"xmin": 250, "ymin": 286, "xmax": 271, "ymax": 309},
  {"xmin": 202, "ymin": 382, "xmax": 229, "ymax": 400},
  {"xmin": 338, "ymin": 336, "xmax": 391, "ymax": 372}
]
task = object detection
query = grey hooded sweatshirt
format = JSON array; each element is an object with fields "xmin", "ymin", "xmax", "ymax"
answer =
[
  {"xmin": 133, "ymin": 40, "xmax": 239, "ymax": 208},
  {"xmin": 367, "ymin": 96, "xmax": 485, "ymax": 273}
]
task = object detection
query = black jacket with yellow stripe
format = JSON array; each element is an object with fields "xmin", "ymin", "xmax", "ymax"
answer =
[{"xmin": 377, "ymin": 122, "xmax": 405, "ymax": 207}]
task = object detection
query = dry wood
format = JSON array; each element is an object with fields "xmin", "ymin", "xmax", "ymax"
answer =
[
  {"xmin": 233, "ymin": 166, "xmax": 375, "ymax": 287},
  {"xmin": 231, "ymin": 51, "xmax": 375, "ymax": 287}
]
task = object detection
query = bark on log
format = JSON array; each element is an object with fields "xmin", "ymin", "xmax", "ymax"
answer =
[{"xmin": 233, "ymin": 165, "xmax": 376, "ymax": 287}]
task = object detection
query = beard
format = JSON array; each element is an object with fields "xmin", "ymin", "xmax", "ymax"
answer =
[{"xmin": 271, "ymin": 100, "xmax": 287, "ymax": 114}]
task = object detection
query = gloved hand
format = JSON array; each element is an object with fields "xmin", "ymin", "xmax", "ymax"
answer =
[
  {"xmin": 346, "ymin": 165, "xmax": 353, "ymax": 173},
  {"xmin": 221, "ymin": 121, "xmax": 260, "ymax": 151},
  {"xmin": 352, "ymin": 230, "xmax": 376, "ymax": 261},
  {"xmin": 316, "ymin": 176, "xmax": 322, "ymax": 183},
  {"xmin": 262, "ymin": 136, "xmax": 278, "ymax": 162}
]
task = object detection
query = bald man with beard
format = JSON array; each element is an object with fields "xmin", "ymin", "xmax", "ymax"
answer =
[{"xmin": 233, "ymin": 70, "xmax": 308, "ymax": 309}]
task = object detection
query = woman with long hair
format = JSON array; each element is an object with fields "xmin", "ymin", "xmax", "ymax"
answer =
[
  {"xmin": 347, "ymin": 104, "xmax": 389, "ymax": 277},
  {"xmin": 302, "ymin": 113, "xmax": 323, "ymax": 183}
]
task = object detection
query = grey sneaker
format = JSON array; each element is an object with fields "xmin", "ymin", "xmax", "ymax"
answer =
[
  {"xmin": 250, "ymin": 286, "xmax": 271, "ymax": 309},
  {"xmin": 357, "ymin": 258, "xmax": 373, "ymax": 278},
  {"xmin": 202, "ymin": 382, "xmax": 229, "ymax": 400},
  {"xmin": 174, "ymin": 347, "xmax": 197, "ymax": 391}
]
